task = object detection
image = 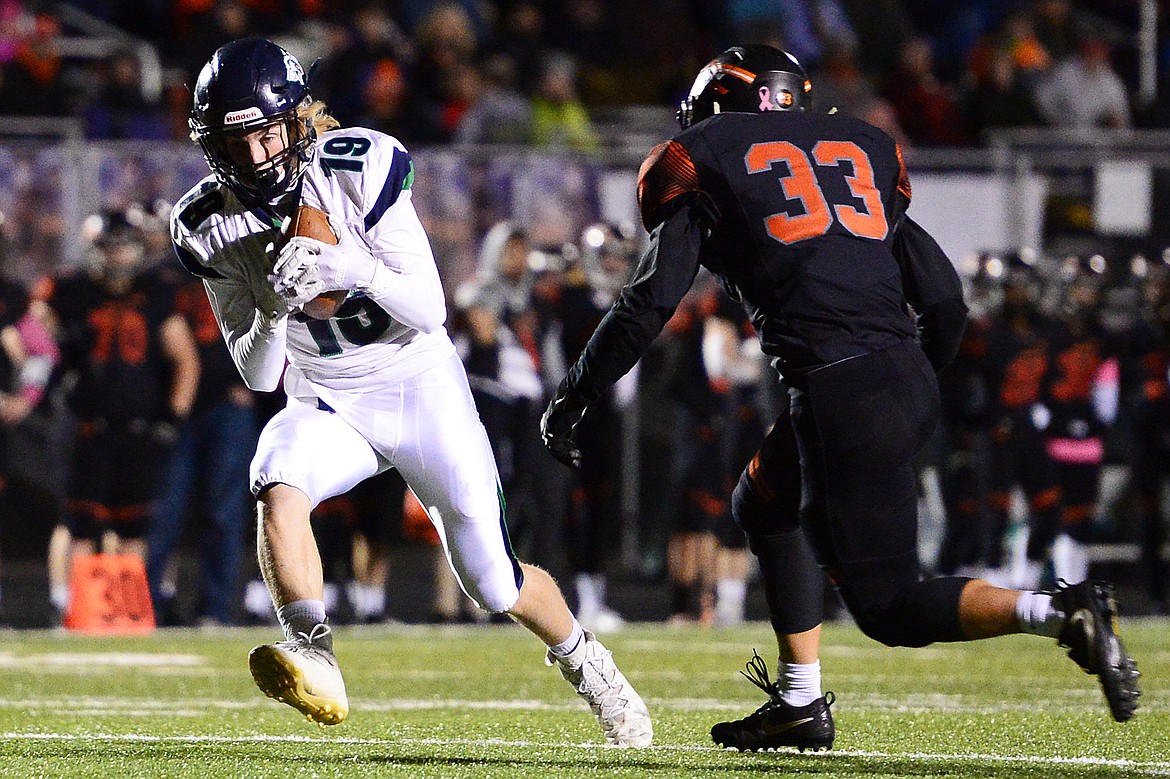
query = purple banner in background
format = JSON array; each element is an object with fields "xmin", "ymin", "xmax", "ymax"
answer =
[{"xmin": 0, "ymin": 141, "xmax": 627, "ymax": 288}]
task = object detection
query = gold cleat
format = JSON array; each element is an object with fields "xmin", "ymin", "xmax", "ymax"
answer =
[{"xmin": 249, "ymin": 624, "xmax": 349, "ymax": 726}]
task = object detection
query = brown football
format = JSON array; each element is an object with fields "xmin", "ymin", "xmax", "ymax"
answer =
[{"xmin": 284, "ymin": 204, "xmax": 346, "ymax": 320}]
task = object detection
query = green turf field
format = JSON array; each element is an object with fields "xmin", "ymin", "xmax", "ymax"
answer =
[{"xmin": 0, "ymin": 619, "xmax": 1164, "ymax": 778}]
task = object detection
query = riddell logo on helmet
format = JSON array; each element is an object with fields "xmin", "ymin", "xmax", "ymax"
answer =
[{"xmin": 224, "ymin": 107, "xmax": 264, "ymax": 125}]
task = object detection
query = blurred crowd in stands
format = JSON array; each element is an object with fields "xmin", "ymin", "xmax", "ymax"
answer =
[
  {"xmin": 0, "ymin": 0, "xmax": 1168, "ymax": 629},
  {"xmin": 0, "ymin": 0, "xmax": 1164, "ymax": 148}
]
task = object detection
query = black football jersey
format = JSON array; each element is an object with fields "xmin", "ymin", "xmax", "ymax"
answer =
[
  {"xmin": 171, "ymin": 274, "xmax": 245, "ymax": 411},
  {"xmin": 1043, "ymin": 318, "xmax": 1112, "ymax": 438},
  {"xmin": 47, "ymin": 270, "xmax": 178, "ymax": 421},
  {"xmin": 977, "ymin": 314, "xmax": 1054, "ymax": 414},
  {"xmin": 639, "ymin": 111, "xmax": 921, "ymax": 377},
  {"xmin": 561, "ymin": 109, "xmax": 964, "ymax": 405}
]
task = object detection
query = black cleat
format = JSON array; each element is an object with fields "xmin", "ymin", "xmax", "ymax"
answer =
[
  {"xmin": 1055, "ymin": 579, "xmax": 1140, "ymax": 722},
  {"xmin": 710, "ymin": 651, "xmax": 835, "ymax": 752}
]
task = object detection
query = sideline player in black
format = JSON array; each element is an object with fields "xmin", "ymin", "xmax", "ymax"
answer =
[
  {"xmin": 541, "ymin": 44, "xmax": 1141, "ymax": 750},
  {"xmin": 45, "ymin": 209, "xmax": 200, "ymax": 600}
]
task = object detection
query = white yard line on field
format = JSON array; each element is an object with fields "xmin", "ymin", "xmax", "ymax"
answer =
[
  {"xmin": 0, "ymin": 652, "xmax": 206, "ymax": 667},
  {"xmin": 0, "ymin": 693, "xmax": 1164, "ymax": 715},
  {"xmin": 0, "ymin": 731, "xmax": 1166, "ymax": 773}
]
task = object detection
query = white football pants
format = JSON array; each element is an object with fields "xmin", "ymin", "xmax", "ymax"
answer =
[{"xmin": 250, "ymin": 353, "xmax": 523, "ymax": 613}]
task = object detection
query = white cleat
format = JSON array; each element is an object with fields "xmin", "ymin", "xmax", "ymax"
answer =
[
  {"xmin": 249, "ymin": 623, "xmax": 349, "ymax": 726},
  {"xmin": 549, "ymin": 631, "xmax": 652, "ymax": 747}
]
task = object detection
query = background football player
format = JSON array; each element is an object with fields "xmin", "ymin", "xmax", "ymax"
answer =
[{"xmin": 43, "ymin": 208, "xmax": 199, "ymax": 616}]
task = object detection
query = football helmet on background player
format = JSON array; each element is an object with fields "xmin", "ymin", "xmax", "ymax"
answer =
[
  {"xmin": 579, "ymin": 222, "xmax": 639, "ymax": 303},
  {"xmin": 677, "ymin": 43, "xmax": 812, "ymax": 129},
  {"xmin": 189, "ymin": 37, "xmax": 316, "ymax": 205},
  {"xmin": 82, "ymin": 207, "xmax": 148, "ymax": 287}
]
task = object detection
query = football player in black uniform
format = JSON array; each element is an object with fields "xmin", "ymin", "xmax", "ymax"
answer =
[
  {"xmin": 542, "ymin": 45, "xmax": 1140, "ymax": 749},
  {"xmin": 972, "ymin": 257, "xmax": 1065, "ymax": 584},
  {"xmin": 45, "ymin": 209, "xmax": 200, "ymax": 609}
]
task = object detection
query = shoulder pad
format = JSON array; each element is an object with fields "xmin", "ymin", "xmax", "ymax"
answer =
[
  {"xmin": 895, "ymin": 143, "xmax": 911, "ymax": 202},
  {"xmin": 305, "ymin": 129, "xmax": 415, "ymax": 232},
  {"xmin": 362, "ymin": 142, "xmax": 413, "ymax": 231},
  {"xmin": 173, "ymin": 179, "xmax": 225, "ymax": 233},
  {"xmin": 637, "ymin": 140, "xmax": 700, "ymax": 232},
  {"xmin": 170, "ymin": 179, "xmax": 227, "ymax": 280}
]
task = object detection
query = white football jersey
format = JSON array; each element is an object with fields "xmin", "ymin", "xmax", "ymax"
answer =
[{"xmin": 171, "ymin": 127, "xmax": 455, "ymax": 403}]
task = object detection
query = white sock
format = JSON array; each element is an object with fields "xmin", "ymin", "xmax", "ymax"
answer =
[
  {"xmin": 548, "ymin": 619, "xmax": 588, "ymax": 668},
  {"xmin": 1015, "ymin": 560, "xmax": 1045, "ymax": 590},
  {"xmin": 1052, "ymin": 534, "xmax": 1090, "ymax": 584},
  {"xmin": 244, "ymin": 579, "xmax": 272, "ymax": 617},
  {"xmin": 778, "ymin": 660, "xmax": 822, "ymax": 707},
  {"xmin": 277, "ymin": 599, "xmax": 327, "ymax": 639},
  {"xmin": 575, "ymin": 574, "xmax": 601, "ymax": 615},
  {"xmin": 350, "ymin": 582, "xmax": 385, "ymax": 618},
  {"xmin": 50, "ymin": 583, "xmax": 70, "ymax": 612},
  {"xmin": 322, "ymin": 583, "xmax": 340, "ymax": 612},
  {"xmin": 361, "ymin": 583, "xmax": 385, "ymax": 617},
  {"xmin": 345, "ymin": 581, "xmax": 364, "ymax": 615},
  {"xmin": 1016, "ymin": 591, "xmax": 1063, "ymax": 637},
  {"xmin": 715, "ymin": 579, "xmax": 746, "ymax": 616}
]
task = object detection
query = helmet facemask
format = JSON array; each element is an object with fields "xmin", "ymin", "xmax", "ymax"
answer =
[{"xmin": 191, "ymin": 100, "xmax": 315, "ymax": 205}]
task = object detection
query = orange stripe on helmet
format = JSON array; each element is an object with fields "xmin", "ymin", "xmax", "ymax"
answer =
[{"xmin": 718, "ymin": 63, "xmax": 757, "ymax": 83}]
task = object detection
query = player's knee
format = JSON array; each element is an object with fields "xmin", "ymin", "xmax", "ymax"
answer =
[
  {"xmin": 843, "ymin": 574, "xmax": 968, "ymax": 648},
  {"xmin": 460, "ymin": 568, "xmax": 523, "ymax": 615},
  {"xmin": 838, "ymin": 575, "xmax": 925, "ymax": 648},
  {"xmin": 731, "ymin": 475, "xmax": 798, "ymax": 537},
  {"xmin": 851, "ymin": 605, "xmax": 929, "ymax": 648},
  {"xmin": 476, "ymin": 590, "xmax": 519, "ymax": 615}
]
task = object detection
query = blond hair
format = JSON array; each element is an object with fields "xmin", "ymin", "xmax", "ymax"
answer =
[{"xmin": 300, "ymin": 100, "xmax": 339, "ymax": 134}]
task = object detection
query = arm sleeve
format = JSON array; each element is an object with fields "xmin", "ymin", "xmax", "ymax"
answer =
[
  {"xmin": 203, "ymin": 275, "xmax": 288, "ymax": 392},
  {"xmin": 565, "ymin": 203, "xmax": 704, "ymax": 403},
  {"xmin": 361, "ymin": 201, "xmax": 448, "ymax": 334},
  {"xmin": 892, "ymin": 216, "xmax": 968, "ymax": 371},
  {"xmin": 303, "ymin": 137, "xmax": 447, "ymax": 334}
]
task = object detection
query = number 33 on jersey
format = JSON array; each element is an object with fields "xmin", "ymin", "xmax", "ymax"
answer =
[{"xmin": 638, "ymin": 111, "xmax": 912, "ymax": 250}]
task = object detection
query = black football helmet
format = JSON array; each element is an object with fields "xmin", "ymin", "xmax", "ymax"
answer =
[
  {"xmin": 190, "ymin": 38, "xmax": 316, "ymax": 204},
  {"xmin": 82, "ymin": 207, "xmax": 148, "ymax": 285},
  {"xmin": 580, "ymin": 222, "xmax": 639, "ymax": 299},
  {"xmin": 84, "ymin": 207, "xmax": 145, "ymax": 248},
  {"xmin": 677, "ymin": 44, "xmax": 811, "ymax": 129}
]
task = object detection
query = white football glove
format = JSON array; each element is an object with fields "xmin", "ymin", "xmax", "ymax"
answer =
[
  {"xmin": 269, "ymin": 237, "xmax": 328, "ymax": 308},
  {"xmin": 268, "ymin": 216, "xmax": 380, "ymax": 308}
]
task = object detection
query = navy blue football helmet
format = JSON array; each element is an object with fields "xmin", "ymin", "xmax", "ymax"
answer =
[
  {"xmin": 677, "ymin": 44, "xmax": 811, "ymax": 129},
  {"xmin": 190, "ymin": 38, "xmax": 316, "ymax": 204}
]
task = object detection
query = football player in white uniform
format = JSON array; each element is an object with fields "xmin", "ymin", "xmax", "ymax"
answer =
[{"xmin": 172, "ymin": 37, "xmax": 651, "ymax": 746}]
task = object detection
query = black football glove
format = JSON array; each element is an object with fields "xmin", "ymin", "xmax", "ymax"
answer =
[{"xmin": 541, "ymin": 380, "xmax": 589, "ymax": 468}]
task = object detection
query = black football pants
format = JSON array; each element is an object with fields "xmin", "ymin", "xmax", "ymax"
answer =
[{"xmin": 734, "ymin": 340, "xmax": 970, "ymax": 647}]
